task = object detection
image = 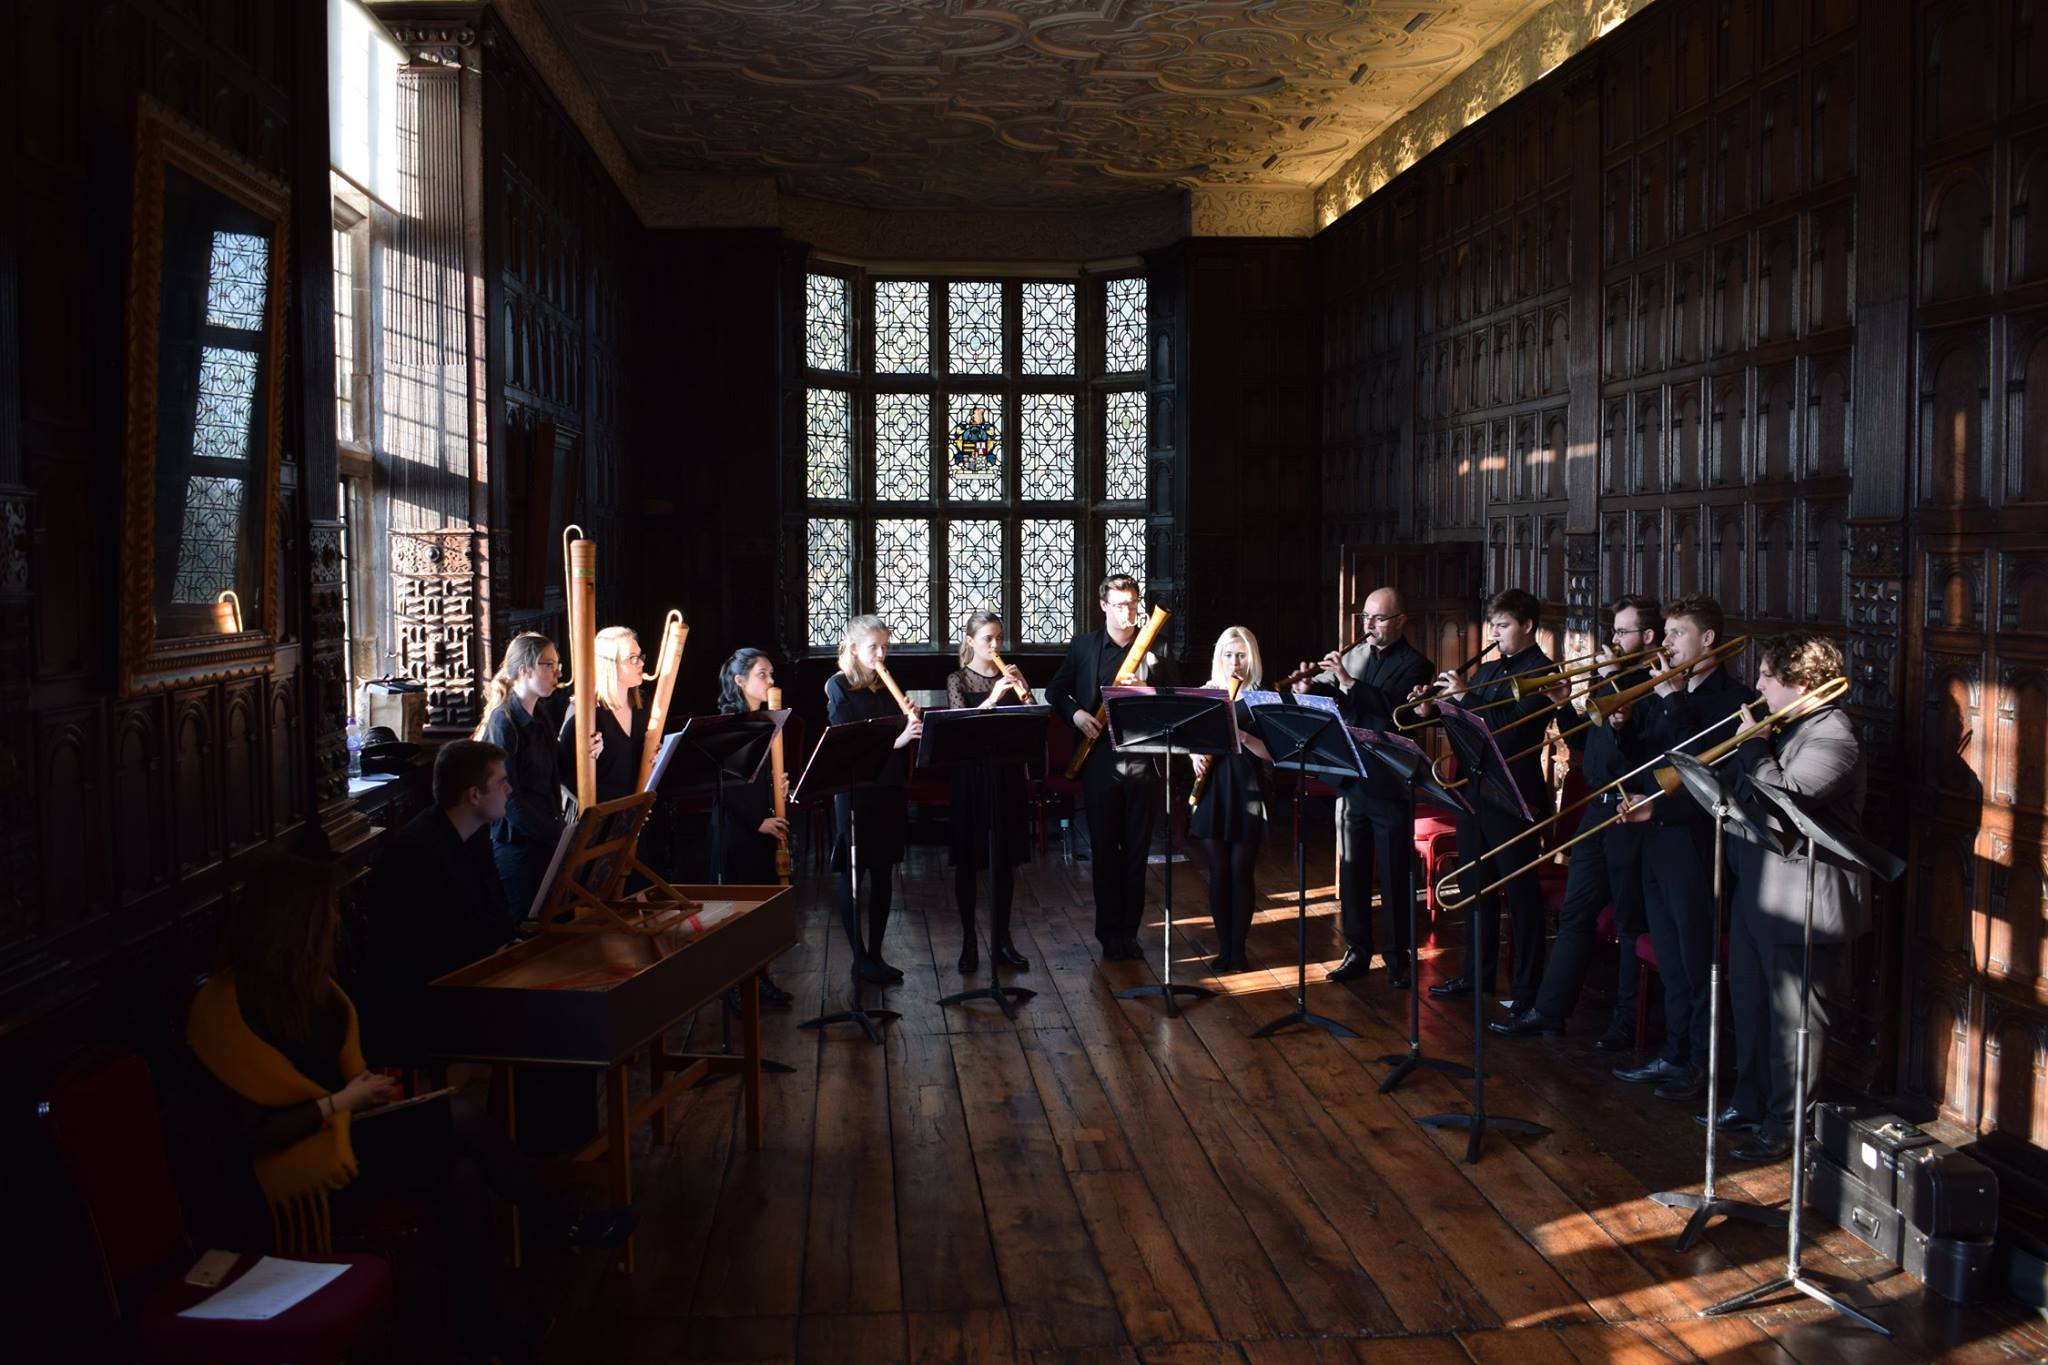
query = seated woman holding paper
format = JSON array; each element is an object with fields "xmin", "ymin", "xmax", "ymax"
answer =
[{"xmin": 187, "ymin": 859, "xmax": 635, "ymax": 1358}]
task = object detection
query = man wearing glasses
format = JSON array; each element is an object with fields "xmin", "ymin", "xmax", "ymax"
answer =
[{"xmin": 1294, "ymin": 586, "xmax": 1434, "ymax": 986}]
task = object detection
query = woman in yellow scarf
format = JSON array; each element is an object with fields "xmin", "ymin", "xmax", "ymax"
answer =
[{"xmin": 188, "ymin": 859, "xmax": 635, "ymax": 1358}]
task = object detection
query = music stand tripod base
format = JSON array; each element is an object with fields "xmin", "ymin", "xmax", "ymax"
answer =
[
  {"xmin": 939, "ymin": 981, "xmax": 1037, "ymax": 1020},
  {"xmin": 798, "ymin": 990, "xmax": 902, "ymax": 1046},
  {"xmin": 1417, "ymin": 1111, "xmax": 1552, "ymax": 1167},
  {"xmin": 695, "ymin": 985, "xmax": 799, "ymax": 1083},
  {"xmin": 1116, "ymin": 980, "xmax": 1214, "ymax": 1018}
]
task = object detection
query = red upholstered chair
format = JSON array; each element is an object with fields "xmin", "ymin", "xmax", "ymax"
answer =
[
  {"xmin": 1030, "ymin": 715, "xmax": 1086, "ymax": 857},
  {"xmin": 39, "ymin": 1048, "xmax": 393, "ymax": 1365},
  {"xmin": 1412, "ymin": 751, "xmax": 1463, "ymax": 921},
  {"xmin": 1635, "ymin": 932, "xmax": 1660, "ymax": 1050}
]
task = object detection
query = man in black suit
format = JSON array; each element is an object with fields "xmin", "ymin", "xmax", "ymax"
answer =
[
  {"xmin": 1046, "ymin": 573, "xmax": 1176, "ymax": 961},
  {"xmin": 1490, "ymin": 595, "xmax": 1660, "ymax": 1046},
  {"xmin": 1613, "ymin": 593, "xmax": 1757, "ymax": 1101},
  {"xmin": 1722, "ymin": 633, "xmax": 1863, "ymax": 1162},
  {"xmin": 361, "ymin": 740, "xmax": 518, "ymax": 1065},
  {"xmin": 1422, "ymin": 588, "xmax": 1558, "ymax": 1005},
  {"xmin": 1294, "ymin": 585, "xmax": 1433, "ymax": 986}
]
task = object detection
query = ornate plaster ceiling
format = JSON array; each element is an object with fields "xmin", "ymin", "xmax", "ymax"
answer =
[{"xmin": 529, "ymin": 0, "xmax": 1557, "ymax": 212}]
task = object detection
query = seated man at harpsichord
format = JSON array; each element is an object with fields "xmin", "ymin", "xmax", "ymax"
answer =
[{"xmin": 361, "ymin": 740, "xmax": 522, "ymax": 1066}]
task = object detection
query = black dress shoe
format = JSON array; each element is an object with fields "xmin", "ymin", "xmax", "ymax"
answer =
[
  {"xmin": 562, "ymin": 1205, "xmax": 639, "ymax": 1249},
  {"xmin": 1729, "ymin": 1131, "xmax": 1794, "ymax": 1163},
  {"xmin": 1120, "ymin": 936, "xmax": 1146, "ymax": 960},
  {"xmin": 1612, "ymin": 1056, "xmax": 1690, "ymax": 1085},
  {"xmin": 1592, "ymin": 1028, "xmax": 1635, "ymax": 1053},
  {"xmin": 1694, "ymin": 1106, "xmax": 1761, "ymax": 1133},
  {"xmin": 1385, "ymin": 963, "xmax": 1411, "ymax": 989},
  {"xmin": 1653, "ymin": 1066, "xmax": 1706, "ymax": 1100},
  {"xmin": 1212, "ymin": 952, "xmax": 1243, "ymax": 973},
  {"xmin": 1488, "ymin": 1008, "xmax": 1563, "ymax": 1038},
  {"xmin": 758, "ymin": 972, "xmax": 794, "ymax": 1007},
  {"xmin": 873, "ymin": 956, "xmax": 905, "ymax": 981},
  {"xmin": 855, "ymin": 959, "xmax": 895, "ymax": 985},
  {"xmin": 992, "ymin": 944, "xmax": 1029, "ymax": 969},
  {"xmin": 1428, "ymin": 975, "xmax": 1474, "ymax": 999},
  {"xmin": 1329, "ymin": 950, "xmax": 1371, "ymax": 983},
  {"xmin": 958, "ymin": 944, "xmax": 979, "ymax": 974}
]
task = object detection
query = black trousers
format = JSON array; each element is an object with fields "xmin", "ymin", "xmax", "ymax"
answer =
[
  {"xmin": 1338, "ymin": 790, "xmax": 1413, "ymax": 962},
  {"xmin": 1531, "ymin": 819, "xmax": 1646, "ymax": 1028},
  {"xmin": 1727, "ymin": 908, "xmax": 1841, "ymax": 1140},
  {"xmin": 1083, "ymin": 759, "xmax": 1158, "ymax": 948},
  {"xmin": 837, "ymin": 864, "xmax": 895, "ymax": 963},
  {"xmin": 1641, "ymin": 820, "xmax": 1718, "ymax": 1067},
  {"xmin": 1203, "ymin": 837, "xmax": 1259, "ymax": 958},
  {"xmin": 1454, "ymin": 802, "xmax": 1547, "ymax": 997}
]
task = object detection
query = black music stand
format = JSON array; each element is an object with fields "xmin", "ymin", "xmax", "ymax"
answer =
[
  {"xmin": 793, "ymin": 714, "xmax": 909, "ymax": 1045},
  {"xmin": 1416, "ymin": 699, "xmax": 1548, "ymax": 1164},
  {"xmin": 658, "ymin": 710, "xmax": 796, "ymax": 1074},
  {"xmin": 1242, "ymin": 694, "xmax": 1360, "ymax": 1040},
  {"xmin": 917, "ymin": 703, "xmax": 1050, "ymax": 1020},
  {"xmin": 1703, "ymin": 777, "xmax": 1905, "ymax": 1335},
  {"xmin": 1103, "ymin": 686, "xmax": 1238, "ymax": 1017},
  {"xmin": 1648, "ymin": 751, "xmax": 1789, "ymax": 1250},
  {"xmin": 1358, "ymin": 725, "xmax": 1477, "ymax": 1093}
]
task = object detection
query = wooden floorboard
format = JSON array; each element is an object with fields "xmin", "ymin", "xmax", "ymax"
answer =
[{"xmin": 506, "ymin": 842, "xmax": 2043, "ymax": 1364}]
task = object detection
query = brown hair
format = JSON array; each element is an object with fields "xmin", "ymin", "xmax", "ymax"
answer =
[
  {"xmin": 219, "ymin": 858, "xmax": 341, "ymax": 1044},
  {"xmin": 1664, "ymin": 592, "xmax": 1725, "ymax": 639},
  {"xmin": 1097, "ymin": 573, "xmax": 1141, "ymax": 603},
  {"xmin": 1758, "ymin": 632, "xmax": 1844, "ymax": 691},
  {"xmin": 958, "ymin": 610, "xmax": 1002, "ymax": 668},
  {"xmin": 433, "ymin": 740, "xmax": 506, "ymax": 810},
  {"xmin": 472, "ymin": 632, "xmax": 554, "ymax": 739},
  {"xmin": 1486, "ymin": 588, "xmax": 1541, "ymax": 627}
]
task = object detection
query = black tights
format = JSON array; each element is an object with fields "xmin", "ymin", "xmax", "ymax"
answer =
[
  {"xmin": 1204, "ymin": 838, "xmax": 1259, "ymax": 959},
  {"xmin": 837, "ymin": 864, "xmax": 895, "ymax": 963},
  {"xmin": 955, "ymin": 862, "xmax": 1015, "ymax": 950}
]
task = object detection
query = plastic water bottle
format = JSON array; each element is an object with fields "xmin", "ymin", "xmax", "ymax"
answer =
[
  {"xmin": 345, "ymin": 720, "xmax": 363, "ymax": 777},
  {"xmin": 1059, "ymin": 816, "xmax": 1073, "ymax": 862}
]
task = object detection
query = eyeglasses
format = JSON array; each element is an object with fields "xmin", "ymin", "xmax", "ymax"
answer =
[
  {"xmin": 613, "ymin": 653, "xmax": 646, "ymax": 665},
  {"xmin": 1363, "ymin": 613, "xmax": 1405, "ymax": 624},
  {"xmin": 1613, "ymin": 627, "xmax": 1649, "ymax": 638},
  {"xmin": 536, "ymin": 659, "xmax": 562, "ymax": 672}
]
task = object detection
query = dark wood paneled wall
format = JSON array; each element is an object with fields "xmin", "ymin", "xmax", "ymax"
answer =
[{"xmin": 1321, "ymin": 0, "xmax": 2048, "ymax": 1138}]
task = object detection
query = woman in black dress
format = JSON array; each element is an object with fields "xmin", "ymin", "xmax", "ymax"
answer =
[
  {"xmin": 715, "ymin": 646, "xmax": 794, "ymax": 1004},
  {"xmin": 826, "ymin": 614, "xmax": 921, "ymax": 984},
  {"xmin": 558, "ymin": 625, "xmax": 646, "ymax": 805},
  {"xmin": 474, "ymin": 631, "xmax": 594, "ymax": 917},
  {"xmin": 944, "ymin": 611, "xmax": 1032, "ymax": 974},
  {"xmin": 1189, "ymin": 626, "xmax": 1272, "ymax": 972}
]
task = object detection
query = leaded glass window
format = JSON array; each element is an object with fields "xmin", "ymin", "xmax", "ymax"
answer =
[
  {"xmin": 805, "ymin": 272, "xmax": 851, "ymax": 371},
  {"xmin": 947, "ymin": 280, "xmax": 1003, "ymax": 374},
  {"xmin": 1021, "ymin": 281, "xmax": 1075, "ymax": 375},
  {"xmin": 171, "ymin": 475, "xmax": 248, "ymax": 602},
  {"xmin": 1104, "ymin": 390, "xmax": 1147, "ymax": 501},
  {"xmin": 948, "ymin": 519, "xmax": 1004, "ymax": 641},
  {"xmin": 333, "ymin": 224, "xmax": 356, "ymax": 444},
  {"xmin": 806, "ymin": 388, "xmax": 852, "ymax": 498},
  {"xmin": 873, "ymin": 280, "xmax": 929, "ymax": 374},
  {"xmin": 1020, "ymin": 393, "xmax": 1074, "ymax": 500},
  {"xmin": 796, "ymin": 269, "xmax": 1157, "ymax": 650},
  {"xmin": 874, "ymin": 519, "xmax": 931, "ymax": 644},
  {"xmin": 946, "ymin": 393, "xmax": 1002, "ymax": 497},
  {"xmin": 873, "ymin": 393, "xmax": 930, "ymax": 500},
  {"xmin": 1020, "ymin": 520, "xmax": 1076, "ymax": 644},
  {"xmin": 193, "ymin": 346, "xmax": 261, "ymax": 461},
  {"xmin": 1105, "ymin": 276, "xmax": 1147, "ymax": 372},
  {"xmin": 1105, "ymin": 517, "xmax": 1147, "ymax": 596},
  {"xmin": 204, "ymin": 231, "xmax": 270, "ymax": 329},
  {"xmin": 807, "ymin": 518, "xmax": 854, "ymax": 646}
]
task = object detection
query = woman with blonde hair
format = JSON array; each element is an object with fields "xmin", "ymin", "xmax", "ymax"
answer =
[
  {"xmin": 944, "ymin": 610, "xmax": 1033, "ymax": 973},
  {"xmin": 475, "ymin": 631, "xmax": 591, "ymax": 916},
  {"xmin": 558, "ymin": 624, "xmax": 646, "ymax": 804},
  {"xmin": 825, "ymin": 615, "xmax": 922, "ymax": 983},
  {"xmin": 1189, "ymin": 626, "xmax": 1272, "ymax": 972}
]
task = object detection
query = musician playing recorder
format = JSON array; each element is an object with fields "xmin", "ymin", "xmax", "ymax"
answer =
[
  {"xmin": 1046, "ymin": 574, "xmax": 1177, "ymax": 962},
  {"xmin": 1612, "ymin": 593, "xmax": 1758, "ymax": 1100},
  {"xmin": 711, "ymin": 647, "xmax": 796, "ymax": 1006},
  {"xmin": 1412, "ymin": 588, "xmax": 1558, "ymax": 1007},
  {"xmin": 1292, "ymin": 585, "xmax": 1433, "ymax": 987},
  {"xmin": 945, "ymin": 612, "xmax": 1034, "ymax": 975},
  {"xmin": 1720, "ymin": 633, "xmax": 1864, "ymax": 1163},
  {"xmin": 825, "ymin": 615, "xmax": 922, "ymax": 985},
  {"xmin": 1489, "ymin": 596, "xmax": 1660, "ymax": 1048}
]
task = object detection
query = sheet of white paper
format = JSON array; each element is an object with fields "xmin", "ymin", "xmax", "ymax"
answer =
[{"xmin": 177, "ymin": 1255, "xmax": 349, "ymax": 1320}]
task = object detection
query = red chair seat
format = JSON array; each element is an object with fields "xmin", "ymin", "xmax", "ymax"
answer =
[{"xmin": 134, "ymin": 1252, "xmax": 393, "ymax": 1365}]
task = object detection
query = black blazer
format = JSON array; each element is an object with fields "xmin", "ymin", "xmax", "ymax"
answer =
[
  {"xmin": 1045, "ymin": 627, "xmax": 1176, "ymax": 726},
  {"xmin": 1460, "ymin": 645, "xmax": 1556, "ymax": 816},
  {"xmin": 1333, "ymin": 638, "xmax": 1435, "ymax": 733},
  {"xmin": 1559, "ymin": 665, "xmax": 1652, "ymax": 795},
  {"xmin": 1623, "ymin": 665, "xmax": 1760, "ymax": 826}
]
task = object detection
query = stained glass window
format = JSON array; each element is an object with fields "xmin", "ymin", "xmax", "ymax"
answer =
[
  {"xmin": 170, "ymin": 475, "xmax": 246, "ymax": 603},
  {"xmin": 805, "ymin": 272, "xmax": 851, "ymax": 372},
  {"xmin": 807, "ymin": 518, "xmax": 854, "ymax": 647},
  {"xmin": 1021, "ymin": 281, "xmax": 1076, "ymax": 375},
  {"xmin": 947, "ymin": 393, "xmax": 1002, "ymax": 496},
  {"xmin": 948, "ymin": 280, "xmax": 1003, "ymax": 374},
  {"xmin": 874, "ymin": 519, "xmax": 931, "ymax": 643},
  {"xmin": 194, "ymin": 346, "xmax": 261, "ymax": 461},
  {"xmin": 1105, "ymin": 276, "xmax": 1147, "ymax": 372},
  {"xmin": 1104, "ymin": 390, "xmax": 1147, "ymax": 500},
  {"xmin": 1019, "ymin": 393, "xmax": 1074, "ymax": 500},
  {"xmin": 1020, "ymin": 520, "xmax": 1076, "ymax": 644},
  {"xmin": 806, "ymin": 388, "xmax": 852, "ymax": 498},
  {"xmin": 1105, "ymin": 517, "xmax": 1147, "ymax": 596},
  {"xmin": 948, "ymin": 519, "xmax": 1005, "ymax": 641},
  {"xmin": 873, "ymin": 392, "xmax": 930, "ymax": 499},
  {"xmin": 873, "ymin": 280, "xmax": 929, "ymax": 374},
  {"xmin": 205, "ymin": 231, "xmax": 270, "ymax": 330}
]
